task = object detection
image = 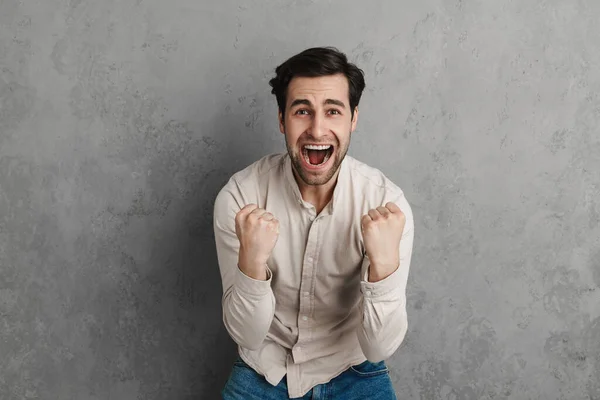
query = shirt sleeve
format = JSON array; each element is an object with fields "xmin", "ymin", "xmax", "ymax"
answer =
[
  {"xmin": 356, "ymin": 192, "xmax": 415, "ymax": 362},
  {"xmin": 213, "ymin": 182, "xmax": 276, "ymax": 351}
]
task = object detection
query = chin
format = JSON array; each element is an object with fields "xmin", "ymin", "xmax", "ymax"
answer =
[{"xmin": 292, "ymin": 149, "xmax": 340, "ymax": 186}]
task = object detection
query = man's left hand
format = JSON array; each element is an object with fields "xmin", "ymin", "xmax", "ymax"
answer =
[{"xmin": 361, "ymin": 202, "xmax": 406, "ymax": 282}]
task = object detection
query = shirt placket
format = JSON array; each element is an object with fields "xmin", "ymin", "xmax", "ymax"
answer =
[{"xmin": 292, "ymin": 207, "xmax": 319, "ymax": 364}]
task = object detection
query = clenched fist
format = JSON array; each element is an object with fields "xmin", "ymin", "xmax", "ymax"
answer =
[
  {"xmin": 235, "ymin": 204, "xmax": 279, "ymax": 280},
  {"xmin": 361, "ymin": 202, "xmax": 406, "ymax": 282}
]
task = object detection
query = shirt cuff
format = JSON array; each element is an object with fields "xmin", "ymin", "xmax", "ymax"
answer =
[
  {"xmin": 361, "ymin": 264, "xmax": 402, "ymax": 298},
  {"xmin": 235, "ymin": 264, "xmax": 273, "ymax": 297}
]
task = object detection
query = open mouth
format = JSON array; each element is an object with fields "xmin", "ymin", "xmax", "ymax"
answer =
[{"xmin": 302, "ymin": 144, "xmax": 334, "ymax": 167}]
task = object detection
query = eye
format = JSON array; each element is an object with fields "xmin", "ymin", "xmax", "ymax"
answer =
[
  {"xmin": 295, "ymin": 109, "xmax": 310, "ymax": 115},
  {"xmin": 328, "ymin": 109, "xmax": 341, "ymax": 115}
]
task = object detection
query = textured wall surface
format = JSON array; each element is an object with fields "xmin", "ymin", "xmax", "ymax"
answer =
[{"xmin": 1, "ymin": 0, "xmax": 599, "ymax": 399}]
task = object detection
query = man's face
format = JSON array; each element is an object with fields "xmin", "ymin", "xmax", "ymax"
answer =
[{"xmin": 279, "ymin": 74, "xmax": 358, "ymax": 186}]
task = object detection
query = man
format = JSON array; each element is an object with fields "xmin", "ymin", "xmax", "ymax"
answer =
[{"xmin": 214, "ymin": 47, "xmax": 414, "ymax": 399}]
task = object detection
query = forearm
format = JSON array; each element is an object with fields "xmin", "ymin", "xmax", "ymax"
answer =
[{"xmin": 222, "ymin": 266, "xmax": 276, "ymax": 350}]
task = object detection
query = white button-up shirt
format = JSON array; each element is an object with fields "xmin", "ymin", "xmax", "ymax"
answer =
[{"xmin": 213, "ymin": 152, "xmax": 414, "ymax": 398}]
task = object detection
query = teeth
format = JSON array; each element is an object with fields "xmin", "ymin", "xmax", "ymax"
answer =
[
  {"xmin": 303, "ymin": 147, "xmax": 332, "ymax": 166},
  {"xmin": 304, "ymin": 144, "xmax": 332, "ymax": 150}
]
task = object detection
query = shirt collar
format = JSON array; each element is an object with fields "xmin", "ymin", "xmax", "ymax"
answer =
[{"xmin": 283, "ymin": 153, "xmax": 349, "ymax": 215}]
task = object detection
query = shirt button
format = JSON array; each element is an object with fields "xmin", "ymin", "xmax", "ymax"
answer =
[
  {"xmin": 303, "ymin": 291, "xmax": 310, "ymax": 296},
  {"xmin": 302, "ymin": 316, "xmax": 308, "ymax": 321},
  {"xmin": 307, "ymin": 257, "xmax": 314, "ymax": 263},
  {"xmin": 309, "ymin": 216, "xmax": 315, "ymax": 221}
]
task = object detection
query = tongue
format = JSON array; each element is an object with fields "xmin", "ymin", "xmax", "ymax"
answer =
[{"xmin": 308, "ymin": 149, "xmax": 327, "ymax": 165}]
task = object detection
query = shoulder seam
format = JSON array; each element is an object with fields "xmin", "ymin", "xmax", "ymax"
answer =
[
  {"xmin": 347, "ymin": 160, "xmax": 403, "ymax": 193},
  {"xmin": 231, "ymin": 154, "xmax": 284, "ymax": 188}
]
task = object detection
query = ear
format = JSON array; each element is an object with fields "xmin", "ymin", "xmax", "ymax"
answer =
[
  {"xmin": 350, "ymin": 107, "xmax": 359, "ymax": 132},
  {"xmin": 278, "ymin": 110, "xmax": 285, "ymax": 134}
]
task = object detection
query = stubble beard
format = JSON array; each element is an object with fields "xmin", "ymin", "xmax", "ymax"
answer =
[{"xmin": 284, "ymin": 132, "xmax": 350, "ymax": 186}]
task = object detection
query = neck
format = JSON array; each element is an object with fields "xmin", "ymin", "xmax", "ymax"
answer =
[{"xmin": 293, "ymin": 169, "xmax": 340, "ymax": 214}]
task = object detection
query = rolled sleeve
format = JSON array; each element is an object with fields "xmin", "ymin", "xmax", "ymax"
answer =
[
  {"xmin": 235, "ymin": 264, "xmax": 274, "ymax": 297},
  {"xmin": 361, "ymin": 263, "xmax": 404, "ymax": 298}
]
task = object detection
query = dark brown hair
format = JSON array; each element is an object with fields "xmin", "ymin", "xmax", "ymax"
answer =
[{"xmin": 269, "ymin": 47, "xmax": 366, "ymax": 118}]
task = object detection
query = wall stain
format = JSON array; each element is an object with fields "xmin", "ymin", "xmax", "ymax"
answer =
[{"xmin": 459, "ymin": 317, "xmax": 497, "ymax": 372}]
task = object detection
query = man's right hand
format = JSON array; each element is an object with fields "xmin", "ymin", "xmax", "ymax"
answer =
[{"xmin": 234, "ymin": 204, "xmax": 279, "ymax": 280}]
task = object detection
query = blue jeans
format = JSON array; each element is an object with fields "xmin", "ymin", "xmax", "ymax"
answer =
[{"xmin": 222, "ymin": 357, "xmax": 397, "ymax": 400}]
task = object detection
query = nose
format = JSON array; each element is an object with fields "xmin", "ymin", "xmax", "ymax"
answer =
[{"xmin": 308, "ymin": 113, "xmax": 326, "ymax": 138}]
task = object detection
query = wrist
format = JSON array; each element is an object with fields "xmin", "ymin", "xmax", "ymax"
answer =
[
  {"xmin": 238, "ymin": 251, "xmax": 268, "ymax": 281},
  {"xmin": 368, "ymin": 260, "xmax": 399, "ymax": 282}
]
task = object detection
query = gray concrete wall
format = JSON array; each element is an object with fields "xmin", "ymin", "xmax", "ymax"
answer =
[{"xmin": 1, "ymin": 1, "xmax": 599, "ymax": 399}]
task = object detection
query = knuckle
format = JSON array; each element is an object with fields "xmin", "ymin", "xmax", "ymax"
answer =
[
  {"xmin": 263, "ymin": 214, "xmax": 274, "ymax": 222},
  {"xmin": 242, "ymin": 204, "xmax": 257, "ymax": 213}
]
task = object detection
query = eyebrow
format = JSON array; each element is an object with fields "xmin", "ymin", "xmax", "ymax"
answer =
[{"xmin": 289, "ymin": 98, "xmax": 347, "ymax": 109}]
